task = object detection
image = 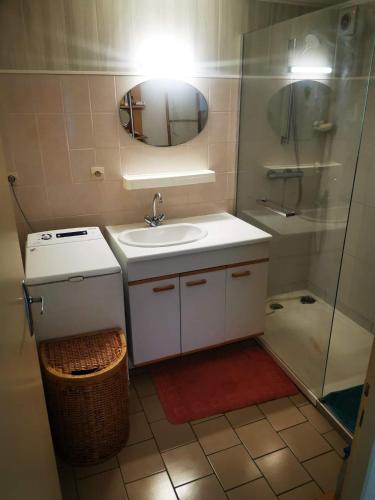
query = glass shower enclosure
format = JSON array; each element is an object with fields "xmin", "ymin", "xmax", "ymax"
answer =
[{"xmin": 237, "ymin": 0, "xmax": 375, "ymax": 434}]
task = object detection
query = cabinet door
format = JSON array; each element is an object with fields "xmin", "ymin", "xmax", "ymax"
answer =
[
  {"xmin": 225, "ymin": 262, "xmax": 268, "ymax": 341},
  {"xmin": 181, "ymin": 269, "xmax": 226, "ymax": 352},
  {"xmin": 129, "ymin": 277, "xmax": 180, "ymax": 365}
]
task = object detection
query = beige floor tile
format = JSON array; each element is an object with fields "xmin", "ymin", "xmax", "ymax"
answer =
[
  {"xmin": 77, "ymin": 468, "xmax": 128, "ymax": 500},
  {"xmin": 227, "ymin": 478, "xmax": 277, "ymax": 500},
  {"xmin": 127, "ymin": 412, "xmax": 153, "ymax": 446},
  {"xmin": 118, "ymin": 439, "xmax": 165, "ymax": 483},
  {"xmin": 126, "ymin": 471, "xmax": 176, "ymax": 500},
  {"xmin": 236, "ymin": 419, "xmax": 285, "ymax": 458},
  {"xmin": 299, "ymin": 406, "xmax": 333, "ymax": 434},
  {"xmin": 129, "ymin": 397, "xmax": 143, "ymax": 415},
  {"xmin": 151, "ymin": 419, "xmax": 196, "ymax": 452},
  {"xmin": 255, "ymin": 448, "xmax": 310, "ymax": 495},
  {"xmin": 225, "ymin": 405, "xmax": 264, "ymax": 428},
  {"xmin": 278, "ymin": 481, "xmax": 323, "ymax": 500},
  {"xmin": 258, "ymin": 398, "xmax": 306, "ymax": 431},
  {"xmin": 289, "ymin": 393, "xmax": 309, "ymax": 408},
  {"xmin": 303, "ymin": 451, "xmax": 342, "ymax": 493},
  {"xmin": 131, "ymin": 372, "xmax": 156, "ymax": 398},
  {"xmin": 208, "ymin": 444, "xmax": 261, "ymax": 490},
  {"xmin": 162, "ymin": 442, "xmax": 212, "ymax": 487},
  {"xmin": 315, "ymin": 493, "xmax": 335, "ymax": 500},
  {"xmin": 129, "ymin": 385, "xmax": 142, "ymax": 415},
  {"xmin": 74, "ymin": 456, "xmax": 118, "ymax": 479},
  {"xmin": 279, "ymin": 422, "xmax": 331, "ymax": 461},
  {"xmin": 141, "ymin": 394, "xmax": 166, "ymax": 423},
  {"xmin": 193, "ymin": 416, "xmax": 240, "ymax": 454},
  {"xmin": 191, "ymin": 413, "xmax": 223, "ymax": 425},
  {"xmin": 176, "ymin": 474, "xmax": 227, "ymax": 500},
  {"xmin": 323, "ymin": 430, "xmax": 348, "ymax": 457}
]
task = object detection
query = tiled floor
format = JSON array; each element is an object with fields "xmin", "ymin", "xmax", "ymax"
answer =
[{"xmin": 58, "ymin": 370, "xmax": 348, "ymax": 500}]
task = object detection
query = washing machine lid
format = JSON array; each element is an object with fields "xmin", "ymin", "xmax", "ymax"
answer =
[{"xmin": 25, "ymin": 227, "xmax": 121, "ymax": 285}]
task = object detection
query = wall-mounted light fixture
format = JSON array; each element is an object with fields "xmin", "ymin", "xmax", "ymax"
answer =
[
  {"xmin": 288, "ymin": 34, "xmax": 332, "ymax": 76},
  {"xmin": 289, "ymin": 65, "xmax": 332, "ymax": 74},
  {"xmin": 136, "ymin": 35, "xmax": 194, "ymax": 77}
]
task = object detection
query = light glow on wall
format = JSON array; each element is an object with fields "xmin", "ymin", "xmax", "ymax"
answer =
[{"xmin": 136, "ymin": 35, "xmax": 195, "ymax": 77}]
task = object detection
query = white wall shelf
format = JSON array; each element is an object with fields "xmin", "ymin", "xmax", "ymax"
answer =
[
  {"xmin": 263, "ymin": 162, "xmax": 341, "ymax": 171},
  {"xmin": 123, "ymin": 169, "xmax": 216, "ymax": 190}
]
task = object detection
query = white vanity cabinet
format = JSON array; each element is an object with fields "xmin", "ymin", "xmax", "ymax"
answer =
[
  {"xmin": 127, "ymin": 259, "xmax": 268, "ymax": 365},
  {"xmin": 180, "ymin": 269, "xmax": 226, "ymax": 352},
  {"xmin": 225, "ymin": 261, "xmax": 268, "ymax": 341},
  {"xmin": 128, "ymin": 277, "xmax": 180, "ymax": 365},
  {"xmin": 106, "ymin": 213, "xmax": 272, "ymax": 366}
]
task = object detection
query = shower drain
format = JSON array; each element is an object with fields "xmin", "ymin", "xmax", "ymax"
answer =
[
  {"xmin": 300, "ymin": 295, "xmax": 316, "ymax": 304},
  {"xmin": 270, "ymin": 303, "xmax": 284, "ymax": 310}
]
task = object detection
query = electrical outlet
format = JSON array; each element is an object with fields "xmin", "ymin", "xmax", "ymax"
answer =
[{"xmin": 91, "ymin": 167, "xmax": 105, "ymax": 179}]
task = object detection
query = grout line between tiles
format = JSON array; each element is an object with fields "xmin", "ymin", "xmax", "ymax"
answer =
[
  {"xmin": 275, "ymin": 479, "xmax": 323, "ymax": 498},
  {"xmin": 120, "ymin": 468, "xmax": 167, "ymax": 487},
  {"xmin": 320, "ymin": 431, "xmax": 347, "ymax": 460},
  {"xmin": 301, "ymin": 449, "xmax": 341, "ymax": 466},
  {"xmin": 145, "ymin": 412, "xmax": 210, "ymax": 495},
  {"xmin": 191, "ymin": 414, "xmax": 243, "ymax": 457},
  {"xmin": 74, "ymin": 462, "xmax": 120, "ymax": 482},
  {"xmin": 70, "ymin": 372, "xmax": 340, "ymax": 499},
  {"xmin": 173, "ymin": 471, "xmax": 216, "ymax": 492},
  {"xmin": 206, "ymin": 441, "xmax": 245, "ymax": 458}
]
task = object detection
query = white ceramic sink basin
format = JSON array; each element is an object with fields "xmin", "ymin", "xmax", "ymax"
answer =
[{"xmin": 118, "ymin": 223, "xmax": 208, "ymax": 247}]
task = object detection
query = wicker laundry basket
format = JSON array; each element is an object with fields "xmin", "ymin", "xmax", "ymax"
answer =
[{"xmin": 39, "ymin": 329, "xmax": 129, "ymax": 466}]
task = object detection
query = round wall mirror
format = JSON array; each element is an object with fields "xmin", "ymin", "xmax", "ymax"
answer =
[
  {"xmin": 267, "ymin": 80, "xmax": 332, "ymax": 142},
  {"xmin": 119, "ymin": 79, "xmax": 208, "ymax": 147}
]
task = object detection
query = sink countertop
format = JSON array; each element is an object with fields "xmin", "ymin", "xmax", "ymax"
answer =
[{"xmin": 106, "ymin": 213, "xmax": 272, "ymax": 263}]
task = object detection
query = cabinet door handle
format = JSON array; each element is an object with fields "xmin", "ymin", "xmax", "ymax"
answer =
[
  {"xmin": 186, "ymin": 279, "xmax": 207, "ymax": 287},
  {"xmin": 232, "ymin": 270, "xmax": 251, "ymax": 278},
  {"xmin": 153, "ymin": 284, "xmax": 175, "ymax": 293}
]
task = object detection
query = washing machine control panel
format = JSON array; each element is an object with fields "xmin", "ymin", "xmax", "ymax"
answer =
[{"xmin": 27, "ymin": 227, "xmax": 102, "ymax": 247}]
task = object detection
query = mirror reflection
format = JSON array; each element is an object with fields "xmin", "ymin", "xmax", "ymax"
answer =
[
  {"xmin": 119, "ymin": 79, "xmax": 208, "ymax": 147},
  {"xmin": 267, "ymin": 80, "xmax": 333, "ymax": 143}
]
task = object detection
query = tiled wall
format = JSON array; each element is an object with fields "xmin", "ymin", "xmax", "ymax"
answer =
[
  {"xmin": 0, "ymin": 0, "xmax": 321, "ymax": 245},
  {"xmin": 0, "ymin": 73, "xmax": 238, "ymax": 240},
  {"xmin": 0, "ymin": 0, "xmax": 321, "ymax": 76},
  {"xmin": 0, "ymin": 0, "xmax": 251, "ymax": 76}
]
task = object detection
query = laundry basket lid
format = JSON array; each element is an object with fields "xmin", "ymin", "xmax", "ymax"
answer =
[{"xmin": 39, "ymin": 329, "xmax": 126, "ymax": 379}]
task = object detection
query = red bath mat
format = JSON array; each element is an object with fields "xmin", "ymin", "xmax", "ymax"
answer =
[{"xmin": 151, "ymin": 342, "xmax": 299, "ymax": 424}]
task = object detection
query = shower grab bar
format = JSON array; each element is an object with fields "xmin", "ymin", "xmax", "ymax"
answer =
[{"xmin": 256, "ymin": 198, "xmax": 297, "ymax": 217}]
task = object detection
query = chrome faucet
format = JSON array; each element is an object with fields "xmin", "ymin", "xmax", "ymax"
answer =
[{"xmin": 145, "ymin": 192, "xmax": 165, "ymax": 227}]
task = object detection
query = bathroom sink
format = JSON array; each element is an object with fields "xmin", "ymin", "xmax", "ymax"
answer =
[{"xmin": 118, "ymin": 223, "xmax": 208, "ymax": 247}]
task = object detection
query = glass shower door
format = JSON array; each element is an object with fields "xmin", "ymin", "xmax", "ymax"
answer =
[
  {"xmin": 322, "ymin": 20, "xmax": 375, "ymax": 430},
  {"xmin": 237, "ymin": 1, "xmax": 375, "ymax": 403}
]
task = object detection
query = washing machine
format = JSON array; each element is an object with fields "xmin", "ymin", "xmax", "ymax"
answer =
[{"xmin": 24, "ymin": 227, "xmax": 126, "ymax": 341}]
